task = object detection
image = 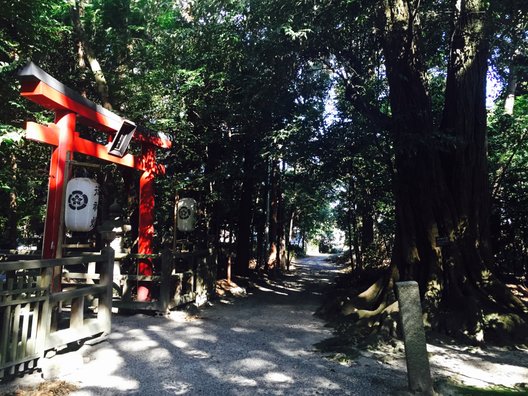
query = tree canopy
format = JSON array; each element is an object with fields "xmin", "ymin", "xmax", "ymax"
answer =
[{"xmin": 1, "ymin": 0, "xmax": 527, "ymax": 342}]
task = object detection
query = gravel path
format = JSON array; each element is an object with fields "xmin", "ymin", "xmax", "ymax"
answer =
[
  {"xmin": 39, "ymin": 255, "xmax": 408, "ymax": 395},
  {"xmin": 3, "ymin": 255, "xmax": 528, "ymax": 395}
]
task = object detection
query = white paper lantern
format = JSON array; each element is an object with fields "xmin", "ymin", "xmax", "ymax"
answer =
[
  {"xmin": 65, "ymin": 178, "xmax": 99, "ymax": 232},
  {"xmin": 176, "ymin": 198, "xmax": 197, "ymax": 232}
]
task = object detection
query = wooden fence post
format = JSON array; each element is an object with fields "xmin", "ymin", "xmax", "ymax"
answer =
[
  {"xmin": 159, "ymin": 249, "xmax": 172, "ymax": 314},
  {"xmin": 37, "ymin": 267, "xmax": 53, "ymax": 354},
  {"xmin": 70, "ymin": 297, "xmax": 85, "ymax": 330},
  {"xmin": 207, "ymin": 247, "xmax": 217, "ymax": 297},
  {"xmin": 98, "ymin": 246, "xmax": 114, "ymax": 334},
  {"xmin": 1, "ymin": 252, "xmax": 115, "ymax": 379}
]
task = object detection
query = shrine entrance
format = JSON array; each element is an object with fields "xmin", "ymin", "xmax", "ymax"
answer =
[{"xmin": 18, "ymin": 62, "xmax": 171, "ymax": 301}]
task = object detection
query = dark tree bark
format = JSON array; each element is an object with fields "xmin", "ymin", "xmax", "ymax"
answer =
[
  {"xmin": 381, "ymin": 0, "xmax": 436, "ymax": 284},
  {"xmin": 205, "ymin": 141, "xmax": 222, "ymax": 253},
  {"xmin": 346, "ymin": 215, "xmax": 355, "ymax": 269},
  {"xmin": 504, "ymin": 66, "xmax": 518, "ymax": 116},
  {"xmin": 285, "ymin": 207, "xmax": 297, "ymax": 271},
  {"xmin": 235, "ymin": 141, "xmax": 256, "ymax": 276},
  {"xmin": 276, "ymin": 161, "xmax": 287, "ymax": 271},
  {"xmin": 255, "ymin": 161, "xmax": 268, "ymax": 270},
  {"xmin": 266, "ymin": 160, "xmax": 280, "ymax": 272},
  {"xmin": 346, "ymin": 178, "xmax": 363, "ymax": 270},
  {"xmin": 377, "ymin": 0, "xmax": 527, "ymax": 339},
  {"xmin": 360, "ymin": 198, "xmax": 374, "ymax": 253},
  {"xmin": 351, "ymin": 210, "xmax": 362, "ymax": 271}
]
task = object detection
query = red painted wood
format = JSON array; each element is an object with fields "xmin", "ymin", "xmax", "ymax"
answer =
[
  {"xmin": 26, "ymin": 122, "xmax": 145, "ymax": 170},
  {"xmin": 73, "ymin": 134, "xmax": 142, "ymax": 170},
  {"xmin": 21, "ymin": 80, "xmax": 172, "ymax": 149},
  {"xmin": 42, "ymin": 111, "xmax": 76, "ymax": 292},
  {"xmin": 25, "ymin": 122, "xmax": 59, "ymax": 145},
  {"xmin": 137, "ymin": 146, "xmax": 156, "ymax": 301}
]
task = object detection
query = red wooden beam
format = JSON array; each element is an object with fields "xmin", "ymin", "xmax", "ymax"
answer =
[
  {"xmin": 26, "ymin": 122, "xmax": 60, "ymax": 145},
  {"xmin": 18, "ymin": 62, "xmax": 172, "ymax": 149},
  {"xmin": 26, "ymin": 122, "xmax": 150, "ymax": 171}
]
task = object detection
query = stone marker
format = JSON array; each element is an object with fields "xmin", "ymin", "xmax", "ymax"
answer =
[{"xmin": 396, "ymin": 281, "xmax": 434, "ymax": 395}]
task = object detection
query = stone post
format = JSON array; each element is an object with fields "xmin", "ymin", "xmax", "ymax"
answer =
[{"xmin": 396, "ymin": 281, "xmax": 434, "ymax": 395}]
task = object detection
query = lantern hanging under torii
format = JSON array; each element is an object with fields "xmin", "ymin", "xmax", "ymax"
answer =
[{"xmin": 65, "ymin": 177, "xmax": 99, "ymax": 232}]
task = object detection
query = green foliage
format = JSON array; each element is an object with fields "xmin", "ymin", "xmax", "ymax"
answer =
[
  {"xmin": 0, "ymin": 0, "xmax": 335, "ymax": 251},
  {"xmin": 488, "ymin": 95, "xmax": 528, "ymax": 276},
  {"xmin": 0, "ymin": 0, "xmax": 70, "ymax": 248},
  {"xmin": 0, "ymin": 125, "xmax": 24, "ymax": 146},
  {"xmin": 0, "ymin": 0, "xmax": 526, "ymax": 295}
]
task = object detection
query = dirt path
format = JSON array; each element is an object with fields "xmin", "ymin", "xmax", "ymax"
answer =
[
  {"xmin": 2, "ymin": 255, "xmax": 409, "ymax": 395},
  {"xmin": 4, "ymin": 255, "xmax": 528, "ymax": 395}
]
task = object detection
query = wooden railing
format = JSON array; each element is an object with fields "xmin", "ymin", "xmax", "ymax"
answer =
[
  {"xmin": 0, "ymin": 247, "xmax": 114, "ymax": 380},
  {"xmin": 114, "ymin": 249, "xmax": 215, "ymax": 313}
]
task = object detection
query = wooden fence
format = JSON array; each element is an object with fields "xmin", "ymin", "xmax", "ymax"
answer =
[
  {"xmin": 0, "ymin": 247, "xmax": 114, "ymax": 380},
  {"xmin": 114, "ymin": 249, "xmax": 215, "ymax": 313}
]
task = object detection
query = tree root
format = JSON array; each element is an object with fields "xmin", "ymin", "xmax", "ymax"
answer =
[{"xmin": 318, "ymin": 265, "xmax": 528, "ymax": 347}]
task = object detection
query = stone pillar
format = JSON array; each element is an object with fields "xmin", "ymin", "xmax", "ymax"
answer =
[{"xmin": 396, "ymin": 281, "xmax": 434, "ymax": 395}]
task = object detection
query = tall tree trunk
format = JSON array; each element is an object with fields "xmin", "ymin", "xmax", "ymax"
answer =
[
  {"xmin": 286, "ymin": 208, "xmax": 295, "ymax": 271},
  {"xmin": 263, "ymin": 159, "xmax": 272, "ymax": 268},
  {"xmin": 266, "ymin": 160, "xmax": 279, "ymax": 272},
  {"xmin": 235, "ymin": 142, "xmax": 256, "ymax": 276},
  {"xmin": 382, "ymin": 0, "xmax": 437, "ymax": 287},
  {"xmin": 503, "ymin": 41, "xmax": 521, "ymax": 115},
  {"xmin": 360, "ymin": 197, "xmax": 374, "ymax": 253},
  {"xmin": 351, "ymin": 209, "xmax": 362, "ymax": 271},
  {"xmin": 346, "ymin": 213, "xmax": 355, "ymax": 269},
  {"xmin": 347, "ymin": 178, "xmax": 362, "ymax": 270},
  {"xmin": 205, "ymin": 142, "xmax": 222, "ymax": 255},
  {"xmin": 345, "ymin": 181, "xmax": 355, "ymax": 269},
  {"xmin": 380, "ymin": 0, "xmax": 526, "ymax": 338},
  {"xmin": 504, "ymin": 68, "xmax": 517, "ymax": 116},
  {"xmin": 255, "ymin": 160, "xmax": 268, "ymax": 270},
  {"xmin": 71, "ymin": 0, "xmax": 112, "ymax": 110},
  {"xmin": 285, "ymin": 165, "xmax": 297, "ymax": 271},
  {"xmin": 276, "ymin": 161, "xmax": 286, "ymax": 271}
]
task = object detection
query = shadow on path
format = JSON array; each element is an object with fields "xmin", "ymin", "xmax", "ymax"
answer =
[{"xmin": 6, "ymin": 255, "xmax": 409, "ymax": 395}]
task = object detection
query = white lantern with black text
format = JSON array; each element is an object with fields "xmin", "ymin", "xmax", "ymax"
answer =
[
  {"xmin": 176, "ymin": 198, "xmax": 197, "ymax": 232},
  {"xmin": 65, "ymin": 178, "xmax": 99, "ymax": 232}
]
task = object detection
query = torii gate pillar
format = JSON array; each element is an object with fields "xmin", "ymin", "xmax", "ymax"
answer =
[
  {"xmin": 42, "ymin": 110, "xmax": 76, "ymax": 291},
  {"xmin": 137, "ymin": 146, "xmax": 156, "ymax": 300}
]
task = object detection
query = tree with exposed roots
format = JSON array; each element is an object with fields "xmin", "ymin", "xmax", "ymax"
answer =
[
  {"xmin": 327, "ymin": 0, "xmax": 528, "ymax": 343},
  {"xmin": 314, "ymin": 0, "xmax": 528, "ymax": 341}
]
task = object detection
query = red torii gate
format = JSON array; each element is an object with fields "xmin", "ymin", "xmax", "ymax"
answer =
[{"xmin": 17, "ymin": 62, "xmax": 171, "ymax": 301}]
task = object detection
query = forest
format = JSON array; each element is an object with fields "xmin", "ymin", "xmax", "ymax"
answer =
[{"xmin": 1, "ymin": 0, "xmax": 527, "ymax": 343}]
